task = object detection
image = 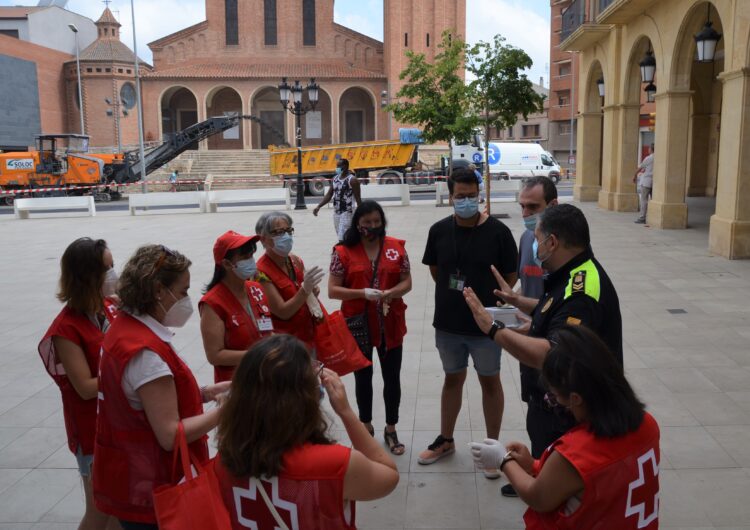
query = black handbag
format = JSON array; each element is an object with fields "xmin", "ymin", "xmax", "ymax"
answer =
[{"xmin": 345, "ymin": 244, "xmax": 382, "ymax": 354}]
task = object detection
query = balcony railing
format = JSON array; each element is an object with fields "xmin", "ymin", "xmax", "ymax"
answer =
[
  {"xmin": 599, "ymin": 0, "xmax": 616, "ymax": 12},
  {"xmin": 561, "ymin": 0, "xmax": 587, "ymax": 42}
]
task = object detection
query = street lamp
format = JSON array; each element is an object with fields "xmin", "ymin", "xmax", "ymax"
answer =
[
  {"xmin": 68, "ymin": 24, "xmax": 85, "ymax": 135},
  {"xmin": 694, "ymin": 5, "xmax": 722, "ymax": 63},
  {"xmin": 105, "ymin": 97, "xmax": 128, "ymax": 153},
  {"xmin": 130, "ymin": 0, "xmax": 148, "ymax": 194},
  {"xmin": 644, "ymin": 82, "xmax": 657, "ymax": 103},
  {"xmin": 639, "ymin": 47, "xmax": 656, "ymax": 84},
  {"xmin": 278, "ymin": 77, "xmax": 319, "ymax": 210},
  {"xmin": 596, "ymin": 77, "xmax": 605, "ymax": 98}
]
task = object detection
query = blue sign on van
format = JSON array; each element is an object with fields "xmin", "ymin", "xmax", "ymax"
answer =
[
  {"xmin": 487, "ymin": 143, "xmax": 501, "ymax": 165},
  {"xmin": 472, "ymin": 152, "xmax": 483, "ymax": 163}
]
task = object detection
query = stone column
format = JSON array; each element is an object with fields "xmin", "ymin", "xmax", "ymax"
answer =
[
  {"xmin": 331, "ymin": 89, "xmax": 340, "ymax": 143},
  {"xmin": 709, "ymin": 68, "xmax": 750, "ymax": 258},
  {"xmin": 648, "ymin": 89, "xmax": 692, "ymax": 228},
  {"xmin": 197, "ymin": 92, "xmax": 208, "ymax": 151},
  {"xmin": 574, "ymin": 111, "xmax": 603, "ymax": 201},
  {"xmin": 598, "ymin": 103, "xmax": 639, "ymax": 211}
]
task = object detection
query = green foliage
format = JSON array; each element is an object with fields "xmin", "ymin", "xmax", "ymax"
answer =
[
  {"xmin": 466, "ymin": 35, "xmax": 545, "ymax": 132},
  {"xmin": 387, "ymin": 31, "xmax": 476, "ymax": 145}
]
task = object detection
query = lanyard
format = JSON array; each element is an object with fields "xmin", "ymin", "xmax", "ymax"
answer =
[{"xmin": 452, "ymin": 214, "xmax": 480, "ymax": 276}]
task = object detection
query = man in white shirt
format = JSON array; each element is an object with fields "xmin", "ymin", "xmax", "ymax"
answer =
[{"xmin": 633, "ymin": 145, "xmax": 654, "ymax": 224}]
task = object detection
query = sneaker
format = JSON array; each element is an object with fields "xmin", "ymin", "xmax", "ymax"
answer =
[
  {"xmin": 634, "ymin": 218, "xmax": 646, "ymax": 224},
  {"xmin": 483, "ymin": 468, "xmax": 500, "ymax": 479},
  {"xmin": 501, "ymin": 483, "xmax": 518, "ymax": 497},
  {"xmin": 417, "ymin": 435, "xmax": 455, "ymax": 465}
]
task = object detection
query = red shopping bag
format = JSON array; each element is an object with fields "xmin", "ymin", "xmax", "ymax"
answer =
[
  {"xmin": 153, "ymin": 423, "xmax": 231, "ymax": 530},
  {"xmin": 314, "ymin": 310, "xmax": 372, "ymax": 376}
]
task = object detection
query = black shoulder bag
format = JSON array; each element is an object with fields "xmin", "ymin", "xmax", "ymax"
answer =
[{"xmin": 345, "ymin": 244, "xmax": 382, "ymax": 354}]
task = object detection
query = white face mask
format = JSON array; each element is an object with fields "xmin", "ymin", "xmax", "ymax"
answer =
[
  {"xmin": 160, "ymin": 289, "xmax": 194, "ymax": 328},
  {"xmin": 102, "ymin": 268, "xmax": 118, "ymax": 298}
]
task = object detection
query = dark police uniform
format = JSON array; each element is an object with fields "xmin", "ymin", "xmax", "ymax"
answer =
[{"xmin": 522, "ymin": 247, "xmax": 622, "ymax": 457}]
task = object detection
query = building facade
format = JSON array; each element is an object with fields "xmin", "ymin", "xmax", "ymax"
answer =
[
  {"xmin": 549, "ymin": 0, "xmax": 579, "ymax": 171},
  {"xmin": 140, "ymin": 0, "xmax": 466, "ymax": 150},
  {"xmin": 561, "ymin": 0, "xmax": 750, "ymax": 259},
  {"xmin": 489, "ymin": 80, "xmax": 550, "ymax": 151}
]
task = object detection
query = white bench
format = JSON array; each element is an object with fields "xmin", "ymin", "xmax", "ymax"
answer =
[
  {"xmin": 14, "ymin": 196, "xmax": 96, "ymax": 219},
  {"xmin": 435, "ymin": 180, "xmax": 522, "ymax": 206},
  {"xmin": 207, "ymin": 188, "xmax": 291, "ymax": 213},
  {"xmin": 128, "ymin": 191, "xmax": 207, "ymax": 215},
  {"xmin": 361, "ymin": 183, "xmax": 410, "ymax": 206}
]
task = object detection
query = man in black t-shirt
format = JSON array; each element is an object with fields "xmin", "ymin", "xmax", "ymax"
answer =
[{"xmin": 419, "ymin": 169, "xmax": 518, "ymax": 477}]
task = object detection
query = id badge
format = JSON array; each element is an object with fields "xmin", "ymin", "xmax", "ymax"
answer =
[
  {"xmin": 448, "ymin": 274, "xmax": 466, "ymax": 291},
  {"xmin": 258, "ymin": 317, "xmax": 274, "ymax": 332}
]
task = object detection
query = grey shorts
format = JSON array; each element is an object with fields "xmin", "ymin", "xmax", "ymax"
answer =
[
  {"xmin": 75, "ymin": 446, "xmax": 93, "ymax": 478},
  {"xmin": 435, "ymin": 329, "xmax": 502, "ymax": 377}
]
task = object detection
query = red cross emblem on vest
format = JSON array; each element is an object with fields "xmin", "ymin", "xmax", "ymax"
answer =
[
  {"xmin": 250, "ymin": 286, "xmax": 265, "ymax": 303},
  {"xmin": 625, "ymin": 448, "xmax": 659, "ymax": 528},
  {"xmin": 385, "ymin": 248, "xmax": 399, "ymax": 261},
  {"xmin": 233, "ymin": 476, "xmax": 299, "ymax": 530}
]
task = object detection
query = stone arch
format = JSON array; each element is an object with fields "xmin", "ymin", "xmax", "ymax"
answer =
[
  {"xmin": 584, "ymin": 60, "xmax": 605, "ymax": 113},
  {"xmin": 205, "ymin": 86, "xmax": 244, "ymax": 150},
  {"xmin": 339, "ymin": 87, "xmax": 376, "ymax": 143},
  {"xmin": 160, "ymin": 86, "xmax": 199, "ymax": 148},
  {"xmin": 251, "ymin": 85, "xmax": 287, "ymax": 149},
  {"xmin": 300, "ymin": 87, "xmax": 332, "ymax": 146},
  {"xmin": 670, "ymin": 1, "xmax": 726, "ymax": 91}
]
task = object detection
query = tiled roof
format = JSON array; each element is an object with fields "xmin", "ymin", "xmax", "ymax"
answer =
[
  {"xmin": 96, "ymin": 8, "xmax": 120, "ymax": 27},
  {"xmin": 143, "ymin": 63, "xmax": 386, "ymax": 80},
  {"xmin": 77, "ymin": 38, "xmax": 148, "ymax": 66},
  {"xmin": 0, "ymin": 6, "xmax": 43, "ymax": 19}
]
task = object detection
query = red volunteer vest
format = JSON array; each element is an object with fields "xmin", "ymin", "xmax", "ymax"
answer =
[
  {"xmin": 257, "ymin": 253, "xmax": 318, "ymax": 345},
  {"xmin": 93, "ymin": 312, "xmax": 208, "ymax": 524},
  {"xmin": 199, "ymin": 280, "xmax": 274, "ymax": 383},
  {"xmin": 37, "ymin": 299, "xmax": 116, "ymax": 455},
  {"xmin": 525, "ymin": 412, "xmax": 660, "ymax": 530},
  {"xmin": 215, "ymin": 443, "xmax": 356, "ymax": 530},
  {"xmin": 334, "ymin": 237, "xmax": 408, "ymax": 350}
]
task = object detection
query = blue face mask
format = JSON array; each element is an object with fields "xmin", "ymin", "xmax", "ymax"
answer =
[
  {"xmin": 532, "ymin": 235, "xmax": 551, "ymax": 267},
  {"xmin": 319, "ymin": 384, "xmax": 326, "ymax": 402},
  {"xmin": 335, "ymin": 167, "xmax": 343, "ymax": 176},
  {"xmin": 233, "ymin": 257, "xmax": 257, "ymax": 280},
  {"xmin": 523, "ymin": 214, "xmax": 538, "ymax": 232},
  {"xmin": 272, "ymin": 233, "xmax": 293, "ymax": 257},
  {"xmin": 453, "ymin": 197, "xmax": 479, "ymax": 219}
]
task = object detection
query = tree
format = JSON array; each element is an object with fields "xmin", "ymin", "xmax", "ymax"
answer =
[
  {"xmin": 387, "ymin": 30, "xmax": 475, "ymax": 175},
  {"xmin": 466, "ymin": 35, "xmax": 545, "ymax": 213}
]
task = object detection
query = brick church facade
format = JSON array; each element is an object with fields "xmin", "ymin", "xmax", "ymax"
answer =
[{"xmin": 140, "ymin": 0, "xmax": 466, "ymax": 150}]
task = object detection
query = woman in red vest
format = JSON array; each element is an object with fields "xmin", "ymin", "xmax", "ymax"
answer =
[
  {"xmin": 93, "ymin": 245, "xmax": 229, "ymax": 530},
  {"xmin": 470, "ymin": 325, "xmax": 660, "ymax": 530},
  {"xmin": 215, "ymin": 334, "xmax": 399, "ymax": 529},
  {"xmin": 329, "ymin": 201, "xmax": 411, "ymax": 454},
  {"xmin": 39, "ymin": 237, "xmax": 120, "ymax": 530},
  {"xmin": 200, "ymin": 230, "xmax": 274, "ymax": 383},
  {"xmin": 255, "ymin": 211, "xmax": 325, "ymax": 346}
]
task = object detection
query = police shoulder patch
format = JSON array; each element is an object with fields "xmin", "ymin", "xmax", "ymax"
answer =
[{"xmin": 571, "ymin": 270, "xmax": 586, "ymax": 294}]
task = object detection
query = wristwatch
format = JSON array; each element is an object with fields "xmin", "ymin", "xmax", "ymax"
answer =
[
  {"xmin": 488, "ymin": 319, "xmax": 506, "ymax": 340},
  {"xmin": 499, "ymin": 450, "xmax": 515, "ymax": 472}
]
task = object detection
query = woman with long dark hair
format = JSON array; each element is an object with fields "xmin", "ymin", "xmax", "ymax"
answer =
[
  {"xmin": 470, "ymin": 325, "xmax": 660, "ymax": 529},
  {"xmin": 200, "ymin": 231, "xmax": 273, "ymax": 383},
  {"xmin": 328, "ymin": 200, "xmax": 412, "ymax": 454},
  {"xmin": 215, "ymin": 334, "xmax": 399, "ymax": 529},
  {"xmin": 39, "ymin": 237, "xmax": 121, "ymax": 530}
]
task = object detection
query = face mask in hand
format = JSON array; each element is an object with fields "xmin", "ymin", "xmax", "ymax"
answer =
[
  {"xmin": 160, "ymin": 289, "xmax": 194, "ymax": 328},
  {"xmin": 453, "ymin": 197, "xmax": 479, "ymax": 219},
  {"xmin": 523, "ymin": 214, "xmax": 538, "ymax": 232},
  {"xmin": 272, "ymin": 233, "xmax": 293, "ymax": 257},
  {"xmin": 233, "ymin": 257, "xmax": 257, "ymax": 280},
  {"xmin": 102, "ymin": 268, "xmax": 118, "ymax": 298}
]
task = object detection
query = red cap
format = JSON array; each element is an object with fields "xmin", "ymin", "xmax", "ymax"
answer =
[{"xmin": 213, "ymin": 231, "xmax": 259, "ymax": 265}]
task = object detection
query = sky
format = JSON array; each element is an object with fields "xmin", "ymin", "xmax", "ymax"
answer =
[{"xmin": 1, "ymin": 0, "xmax": 551, "ymax": 87}]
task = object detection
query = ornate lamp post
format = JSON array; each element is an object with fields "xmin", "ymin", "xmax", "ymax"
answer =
[{"xmin": 278, "ymin": 77, "xmax": 319, "ymax": 209}]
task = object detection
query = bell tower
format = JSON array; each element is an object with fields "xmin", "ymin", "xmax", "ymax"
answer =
[{"xmin": 383, "ymin": 0, "xmax": 466, "ymax": 137}]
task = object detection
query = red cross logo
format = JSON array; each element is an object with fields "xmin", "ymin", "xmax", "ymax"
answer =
[
  {"xmin": 625, "ymin": 448, "xmax": 659, "ymax": 528},
  {"xmin": 233, "ymin": 476, "xmax": 299, "ymax": 530},
  {"xmin": 385, "ymin": 249, "xmax": 399, "ymax": 261},
  {"xmin": 250, "ymin": 286, "xmax": 265, "ymax": 302}
]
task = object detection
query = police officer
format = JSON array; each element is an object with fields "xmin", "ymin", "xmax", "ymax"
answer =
[{"xmin": 463, "ymin": 203, "xmax": 622, "ymax": 470}]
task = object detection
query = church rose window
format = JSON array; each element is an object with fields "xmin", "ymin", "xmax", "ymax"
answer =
[
  {"xmin": 120, "ymin": 83, "xmax": 136, "ymax": 110},
  {"xmin": 226, "ymin": 0, "xmax": 239, "ymax": 45},
  {"xmin": 303, "ymin": 0, "xmax": 315, "ymax": 46},
  {"xmin": 264, "ymin": 0, "xmax": 277, "ymax": 45}
]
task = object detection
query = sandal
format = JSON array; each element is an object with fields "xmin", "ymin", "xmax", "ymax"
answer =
[
  {"xmin": 384, "ymin": 428, "xmax": 406, "ymax": 455},
  {"xmin": 365, "ymin": 423, "xmax": 375, "ymax": 437}
]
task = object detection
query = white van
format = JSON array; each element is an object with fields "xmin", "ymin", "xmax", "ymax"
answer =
[{"xmin": 485, "ymin": 142, "xmax": 561, "ymax": 184}]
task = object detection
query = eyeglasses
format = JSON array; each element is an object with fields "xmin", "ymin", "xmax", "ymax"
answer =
[
  {"xmin": 312, "ymin": 359, "xmax": 325, "ymax": 378},
  {"xmin": 269, "ymin": 227, "xmax": 294, "ymax": 237},
  {"xmin": 150, "ymin": 245, "xmax": 177, "ymax": 277}
]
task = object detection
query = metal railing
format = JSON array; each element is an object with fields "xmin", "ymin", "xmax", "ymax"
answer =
[
  {"xmin": 599, "ymin": 0, "xmax": 616, "ymax": 13},
  {"xmin": 561, "ymin": 0, "xmax": 586, "ymax": 41}
]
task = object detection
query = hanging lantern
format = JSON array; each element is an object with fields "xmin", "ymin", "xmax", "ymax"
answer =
[
  {"xmin": 694, "ymin": 7, "xmax": 722, "ymax": 63},
  {"xmin": 644, "ymin": 82, "xmax": 656, "ymax": 103},
  {"xmin": 639, "ymin": 49, "xmax": 656, "ymax": 84},
  {"xmin": 597, "ymin": 77, "xmax": 605, "ymax": 98}
]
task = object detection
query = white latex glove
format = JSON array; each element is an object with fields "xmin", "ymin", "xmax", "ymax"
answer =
[
  {"xmin": 468, "ymin": 438, "xmax": 506, "ymax": 471},
  {"xmin": 301, "ymin": 266, "xmax": 324, "ymax": 294},
  {"xmin": 364, "ymin": 288, "xmax": 383, "ymax": 301}
]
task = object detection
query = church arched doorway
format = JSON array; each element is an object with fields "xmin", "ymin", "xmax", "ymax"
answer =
[
  {"xmin": 251, "ymin": 86, "xmax": 287, "ymax": 149},
  {"xmin": 206, "ymin": 86, "xmax": 244, "ymax": 150},
  {"xmin": 300, "ymin": 88, "xmax": 332, "ymax": 146},
  {"xmin": 339, "ymin": 87, "xmax": 375, "ymax": 143},
  {"xmin": 160, "ymin": 86, "xmax": 199, "ymax": 149}
]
